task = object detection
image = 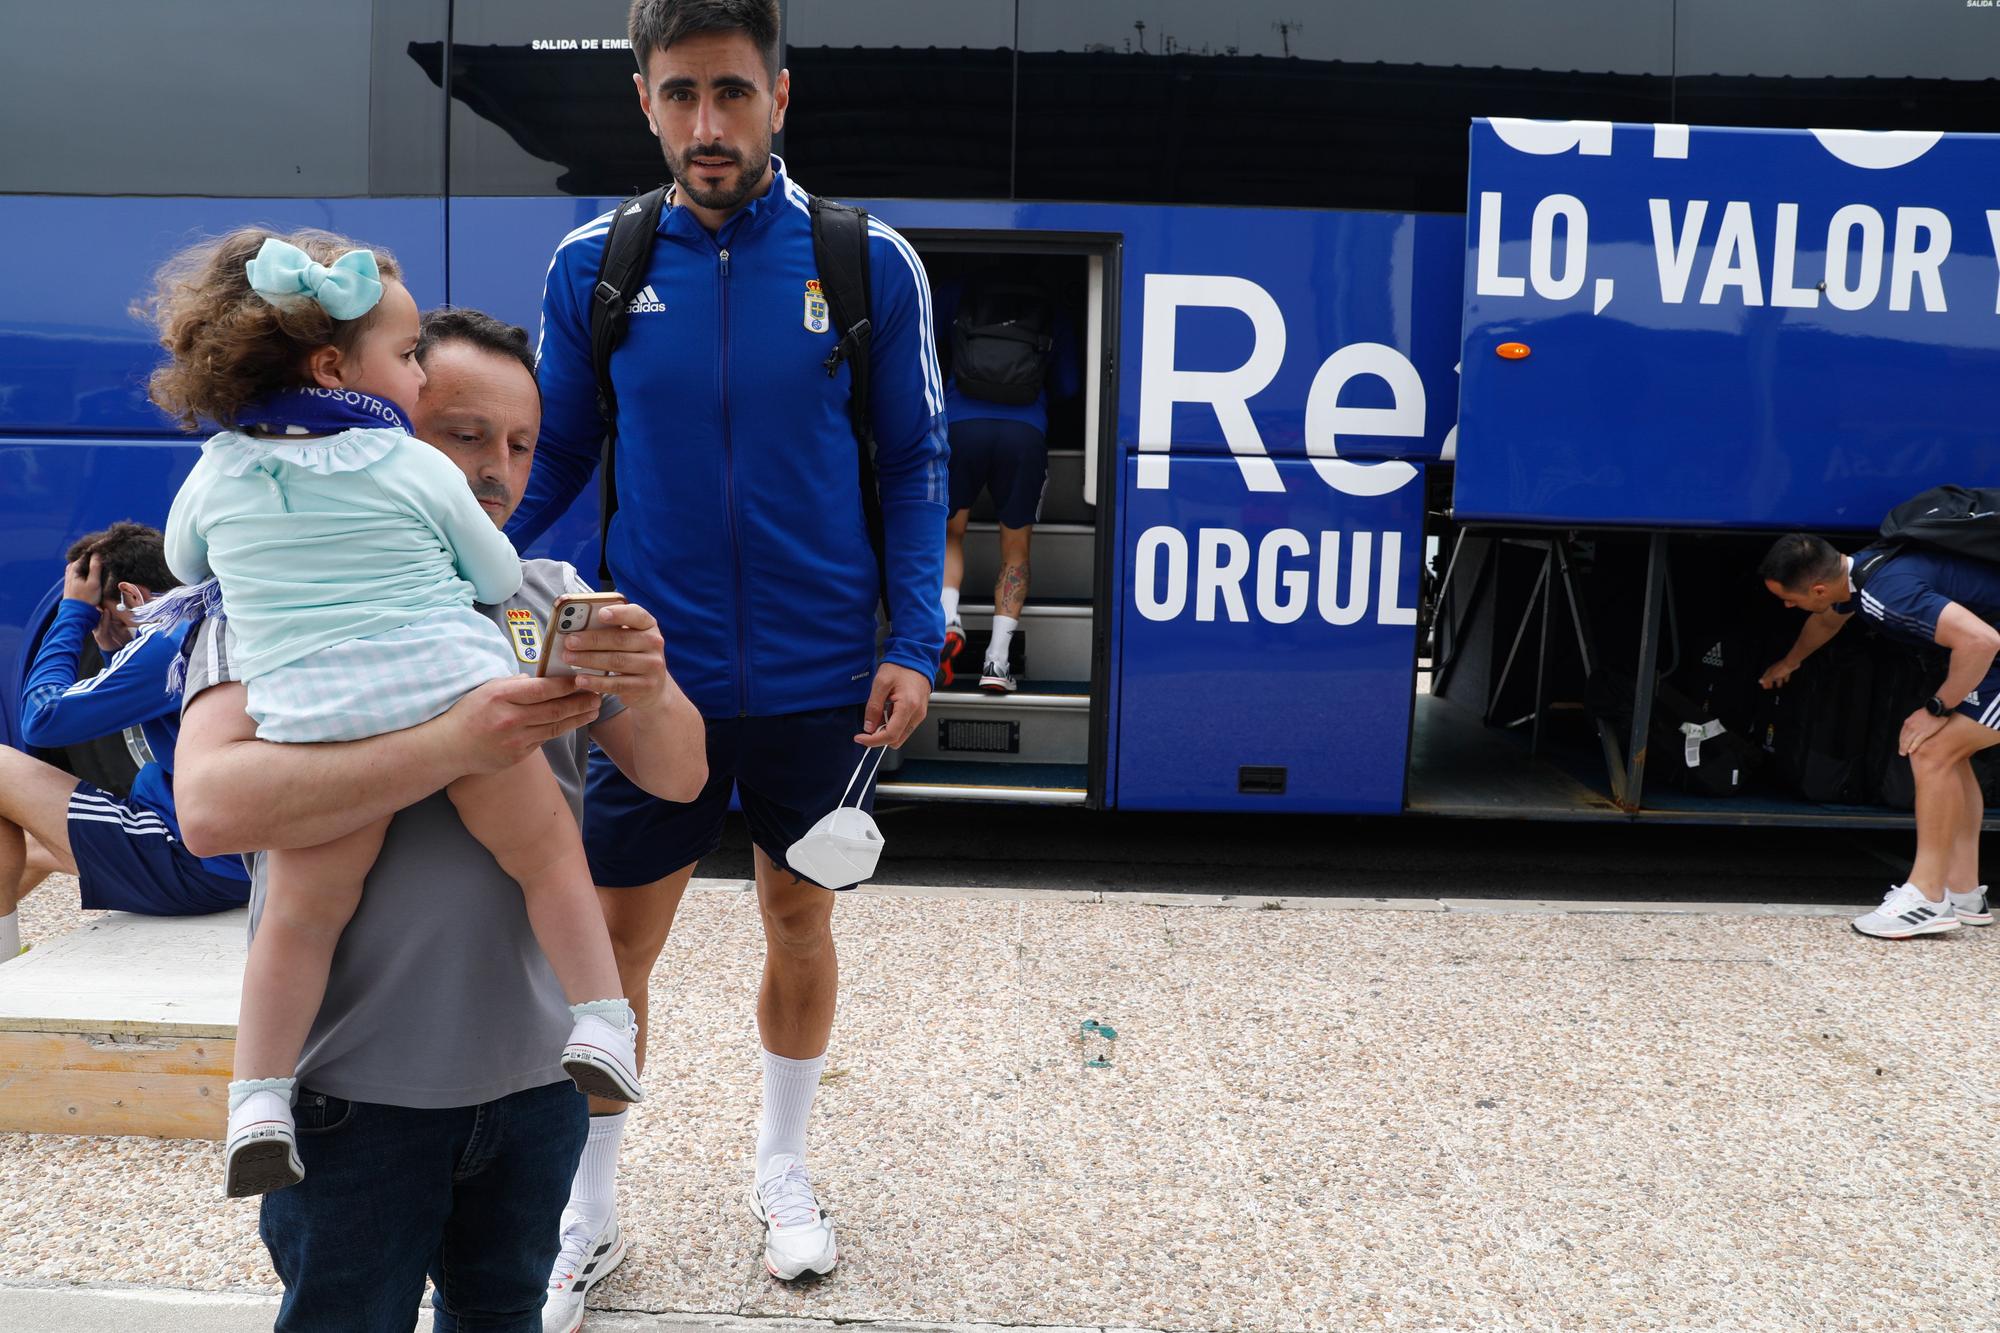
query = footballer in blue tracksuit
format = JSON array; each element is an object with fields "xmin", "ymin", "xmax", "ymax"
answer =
[
  {"xmin": 506, "ymin": 0, "xmax": 945, "ymax": 1292},
  {"xmin": 1, "ymin": 524, "xmax": 250, "ymax": 963}
]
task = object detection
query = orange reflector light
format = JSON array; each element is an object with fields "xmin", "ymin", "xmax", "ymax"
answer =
[{"xmin": 1496, "ymin": 342, "xmax": 1530, "ymax": 360}]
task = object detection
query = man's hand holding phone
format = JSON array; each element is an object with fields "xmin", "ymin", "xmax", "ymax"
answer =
[{"xmin": 542, "ymin": 593, "xmax": 682, "ymax": 715}]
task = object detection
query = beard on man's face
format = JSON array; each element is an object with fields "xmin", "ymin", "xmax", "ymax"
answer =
[{"xmin": 668, "ymin": 136, "xmax": 772, "ymax": 211}]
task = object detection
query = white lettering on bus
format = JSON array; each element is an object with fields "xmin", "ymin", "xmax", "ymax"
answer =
[
  {"xmin": 1133, "ymin": 526, "xmax": 1417, "ymax": 627},
  {"xmin": 1646, "ymin": 200, "xmax": 1951, "ymax": 313},
  {"xmin": 1137, "ymin": 276, "xmax": 1424, "ymax": 497}
]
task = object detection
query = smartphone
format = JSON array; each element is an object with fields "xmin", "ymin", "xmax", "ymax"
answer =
[{"xmin": 535, "ymin": 591, "xmax": 627, "ymax": 679}]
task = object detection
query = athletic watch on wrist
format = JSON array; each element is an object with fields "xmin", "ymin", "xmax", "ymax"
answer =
[{"xmin": 1925, "ymin": 695, "xmax": 1949, "ymax": 717}]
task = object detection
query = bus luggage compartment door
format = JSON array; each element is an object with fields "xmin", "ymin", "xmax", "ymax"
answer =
[
  {"xmin": 1451, "ymin": 119, "xmax": 2000, "ymax": 532},
  {"xmin": 1115, "ymin": 456, "xmax": 1424, "ymax": 813}
]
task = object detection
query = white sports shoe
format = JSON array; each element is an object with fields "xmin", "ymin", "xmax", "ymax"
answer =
[
  {"xmin": 542, "ymin": 1210, "xmax": 626, "ymax": 1333},
  {"xmin": 750, "ymin": 1155, "xmax": 837, "ymax": 1280},
  {"xmin": 1947, "ymin": 885, "xmax": 1992, "ymax": 926},
  {"xmin": 978, "ymin": 662, "xmax": 1017, "ymax": 694},
  {"xmin": 562, "ymin": 1013, "xmax": 644, "ymax": 1104},
  {"xmin": 1852, "ymin": 883, "xmax": 1960, "ymax": 939},
  {"xmin": 223, "ymin": 1092, "xmax": 304, "ymax": 1198}
]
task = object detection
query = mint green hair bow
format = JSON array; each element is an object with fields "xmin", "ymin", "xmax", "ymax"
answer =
[{"xmin": 244, "ymin": 238, "xmax": 383, "ymax": 321}]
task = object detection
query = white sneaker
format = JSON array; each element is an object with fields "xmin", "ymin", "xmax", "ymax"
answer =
[
  {"xmin": 978, "ymin": 662, "xmax": 1016, "ymax": 694},
  {"xmin": 750, "ymin": 1155, "xmax": 837, "ymax": 1280},
  {"xmin": 1852, "ymin": 883, "xmax": 1960, "ymax": 939},
  {"xmin": 562, "ymin": 1013, "xmax": 644, "ymax": 1104},
  {"xmin": 1948, "ymin": 885, "xmax": 1992, "ymax": 926},
  {"xmin": 224, "ymin": 1092, "xmax": 303, "ymax": 1197},
  {"xmin": 542, "ymin": 1210, "xmax": 626, "ymax": 1333}
]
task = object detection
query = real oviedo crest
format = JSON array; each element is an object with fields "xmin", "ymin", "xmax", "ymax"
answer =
[
  {"xmin": 804, "ymin": 279, "xmax": 829, "ymax": 334},
  {"xmin": 505, "ymin": 607, "xmax": 542, "ymax": 664}
]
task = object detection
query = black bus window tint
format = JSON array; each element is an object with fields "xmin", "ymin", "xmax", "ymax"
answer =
[
  {"xmin": 0, "ymin": 1, "xmax": 437, "ymax": 197},
  {"xmin": 1013, "ymin": 0, "xmax": 1671, "ymax": 213},
  {"xmin": 433, "ymin": 0, "xmax": 661, "ymax": 198},
  {"xmin": 1675, "ymin": 0, "xmax": 2000, "ymax": 134},
  {"xmin": 781, "ymin": 0, "xmax": 1014, "ymax": 200}
]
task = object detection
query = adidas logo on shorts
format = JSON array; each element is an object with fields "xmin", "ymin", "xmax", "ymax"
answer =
[{"xmin": 627, "ymin": 284, "xmax": 665, "ymax": 314}]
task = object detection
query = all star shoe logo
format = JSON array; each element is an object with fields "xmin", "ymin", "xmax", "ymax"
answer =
[{"xmin": 627, "ymin": 284, "xmax": 665, "ymax": 314}]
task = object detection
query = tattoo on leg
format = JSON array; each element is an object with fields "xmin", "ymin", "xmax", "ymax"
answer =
[{"xmin": 997, "ymin": 562, "xmax": 1030, "ymax": 617}]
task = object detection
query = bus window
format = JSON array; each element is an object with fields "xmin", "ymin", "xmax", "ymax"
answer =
[
  {"xmin": 781, "ymin": 1, "xmax": 1014, "ymax": 201},
  {"xmin": 1012, "ymin": 0, "xmax": 1672, "ymax": 212},
  {"xmin": 1675, "ymin": 0, "xmax": 2000, "ymax": 132},
  {"xmin": 0, "ymin": 0, "xmax": 445, "ymax": 197},
  {"xmin": 435, "ymin": 0, "xmax": 656, "ymax": 197}
]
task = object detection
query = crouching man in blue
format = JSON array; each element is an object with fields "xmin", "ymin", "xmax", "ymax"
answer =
[
  {"xmin": 174, "ymin": 309, "xmax": 706, "ymax": 1332},
  {"xmin": 1761, "ymin": 532, "xmax": 2000, "ymax": 939},
  {"xmin": 0, "ymin": 522, "xmax": 250, "ymax": 960}
]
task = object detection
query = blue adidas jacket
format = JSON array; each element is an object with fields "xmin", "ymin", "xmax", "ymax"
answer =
[
  {"xmin": 511, "ymin": 157, "xmax": 949, "ymax": 720},
  {"xmin": 20, "ymin": 599, "xmax": 249, "ymax": 882}
]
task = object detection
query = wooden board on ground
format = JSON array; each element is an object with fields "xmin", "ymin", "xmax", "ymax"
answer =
[{"xmin": 0, "ymin": 911, "xmax": 244, "ymax": 1140}]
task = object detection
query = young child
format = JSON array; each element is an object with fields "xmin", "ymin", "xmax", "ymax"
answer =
[{"xmin": 141, "ymin": 228, "xmax": 641, "ymax": 1197}]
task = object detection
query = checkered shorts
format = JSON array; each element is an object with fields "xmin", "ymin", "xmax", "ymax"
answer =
[{"xmin": 245, "ymin": 606, "xmax": 519, "ymax": 743}]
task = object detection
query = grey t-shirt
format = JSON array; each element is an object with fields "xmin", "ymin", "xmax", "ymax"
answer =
[{"xmin": 183, "ymin": 559, "xmax": 624, "ymax": 1109}]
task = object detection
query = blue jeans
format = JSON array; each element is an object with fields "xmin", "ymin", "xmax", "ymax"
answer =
[{"xmin": 260, "ymin": 1080, "xmax": 588, "ymax": 1332}]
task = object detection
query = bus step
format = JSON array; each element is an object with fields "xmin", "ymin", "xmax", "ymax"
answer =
[
  {"xmin": 952, "ymin": 600, "xmax": 1092, "ymax": 683},
  {"xmin": 901, "ymin": 684, "xmax": 1089, "ymax": 766},
  {"xmin": 962, "ymin": 521, "xmax": 1095, "ymax": 601},
  {"xmin": 877, "ymin": 759, "xmax": 1087, "ymax": 805},
  {"xmin": 967, "ymin": 448, "xmax": 1092, "ymax": 526}
]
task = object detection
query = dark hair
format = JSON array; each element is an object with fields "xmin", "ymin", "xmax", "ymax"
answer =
[
  {"xmin": 415, "ymin": 307, "xmax": 537, "ymax": 385},
  {"xmin": 135, "ymin": 227, "xmax": 403, "ymax": 431},
  {"xmin": 1758, "ymin": 533, "xmax": 1844, "ymax": 591},
  {"xmin": 66, "ymin": 521, "xmax": 176, "ymax": 595},
  {"xmin": 629, "ymin": 0, "xmax": 781, "ymax": 81}
]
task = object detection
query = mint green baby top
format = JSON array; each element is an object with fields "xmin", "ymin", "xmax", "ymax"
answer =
[{"xmin": 164, "ymin": 428, "xmax": 525, "ymax": 682}]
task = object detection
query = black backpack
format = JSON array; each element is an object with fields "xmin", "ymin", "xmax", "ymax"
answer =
[
  {"xmin": 585, "ymin": 183, "xmax": 881, "ymax": 591},
  {"xmin": 1853, "ymin": 485, "xmax": 2000, "ymax": 591},
  {"xmin": 949, "ymin": 274, "xmax": 1054, "ymax": 406}
]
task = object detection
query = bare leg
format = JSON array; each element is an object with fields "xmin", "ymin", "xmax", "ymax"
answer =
[
  {"xmin": 944, "ymin": 508, "xmax": 971, "ymax": 603},
  {"xmin": 0, "ymin": 748, "xmax": 85, "ymax": 916},
  {"xmin": 1909, "ymin": 719, "xmax": 2000, "ymax": 898},
  {"xmin": 586, "ymin": 865, "xmax": 697, "ymax": 1114},
  {"xmin": 1947, "ymin": 760, "xmax": 1984, "ymax": 894},
  {"xmin": 447, "ymin": 753, "xmax": 622, "ymax": 1005},
  {"xmin": 754, "ymin": 847, "xmax": 837, "ymax": 1060},
  {"xmin": 994, "ymin": 522, "xmax": 1033, "ymax": 619},
  {"xmin": 233, "ymin": 817, "xmax": 387, "ymax": 1079}
]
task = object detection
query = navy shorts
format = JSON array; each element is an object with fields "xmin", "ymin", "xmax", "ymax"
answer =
[
  {"xmin": 947, "ymin": 418, "xmax": 1049, "ymax": 529},
  {"xmin": 1958, "ymin": 665, "xmax": 2000, "ymax": 729},
  {"xmin": 67, "ymin": 784, "xmax": 251, "ymax": 915},
  {"xmin": 583, "ymin": 704, "xmax": 878, "ymax": 890}
]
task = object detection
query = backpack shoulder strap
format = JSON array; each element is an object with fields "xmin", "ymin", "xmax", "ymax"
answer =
[
  {"xmin": 585, "ymin": 184, "xmax": 669, "ymax": 587},
  {"xmin": 807, "ymin": 195, "xmax": 885, "ymax": 597}
]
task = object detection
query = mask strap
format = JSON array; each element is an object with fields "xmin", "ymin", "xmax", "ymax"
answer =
[{"xmin": 839, "ymin": 744, "xmax": 889, "ymax": 810}]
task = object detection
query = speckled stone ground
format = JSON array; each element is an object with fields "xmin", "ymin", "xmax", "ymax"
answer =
[{"xmin": 3, "ymin": 874, "xmax": 1996, "ymax": 1331}]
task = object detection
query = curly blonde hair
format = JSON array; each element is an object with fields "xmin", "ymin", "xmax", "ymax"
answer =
[{"xmin": 136, "ymin": 227, "xmax": 403, "ymax": 432}]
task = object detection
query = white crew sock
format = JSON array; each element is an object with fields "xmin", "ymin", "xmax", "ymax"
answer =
[
  {"xmin": 0, "ymin": 910, "xmax": 18, "ymax": 962},
  {"xmin": 986, "ymin": 615, "xmax": 1019, "ymax": 671},
  {"xmin": 941, "ymin": 585, "xmax": 960, "ymax": 626},
  {"xmin": 567, "ymin": 1109, "xmax": 627, "ymax": 1233},
  {"xmin": 756, "ymin": 1049, "xmax": 825, "ymax": 1176}
]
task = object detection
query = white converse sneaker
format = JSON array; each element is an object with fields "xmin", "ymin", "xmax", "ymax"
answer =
[
  {"xmin": 562, "ymin": 1013, "xmax": 644, "ymax": 1104},
  {"xmin": 1947, "ymin": 885, "xmax": 1992, "ymax": 926},
  {"xmin": 1852, "ymin": 883, "xmax": 1960, "ymax": 939},
  {"xmin": 542, "ymin": 1210, "xmax": 626, "ymax": 1333},
  {"xmin": 224, "ymin": 1092, "xmax": 304, "ymax": 1197},
  {"xmin": 750, "ymin": 1155, "xmax": 837, "ymax": 1280}
]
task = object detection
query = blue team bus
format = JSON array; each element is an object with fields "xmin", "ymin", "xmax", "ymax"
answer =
[{"xmin": 4, "ymin": 1, "xmax": 1998, "ymax": 825}]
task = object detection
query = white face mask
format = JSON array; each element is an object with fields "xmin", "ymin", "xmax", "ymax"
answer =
[{"xmin": 785, "ymin": 746, "xmax": 888, "ymax": 890}]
